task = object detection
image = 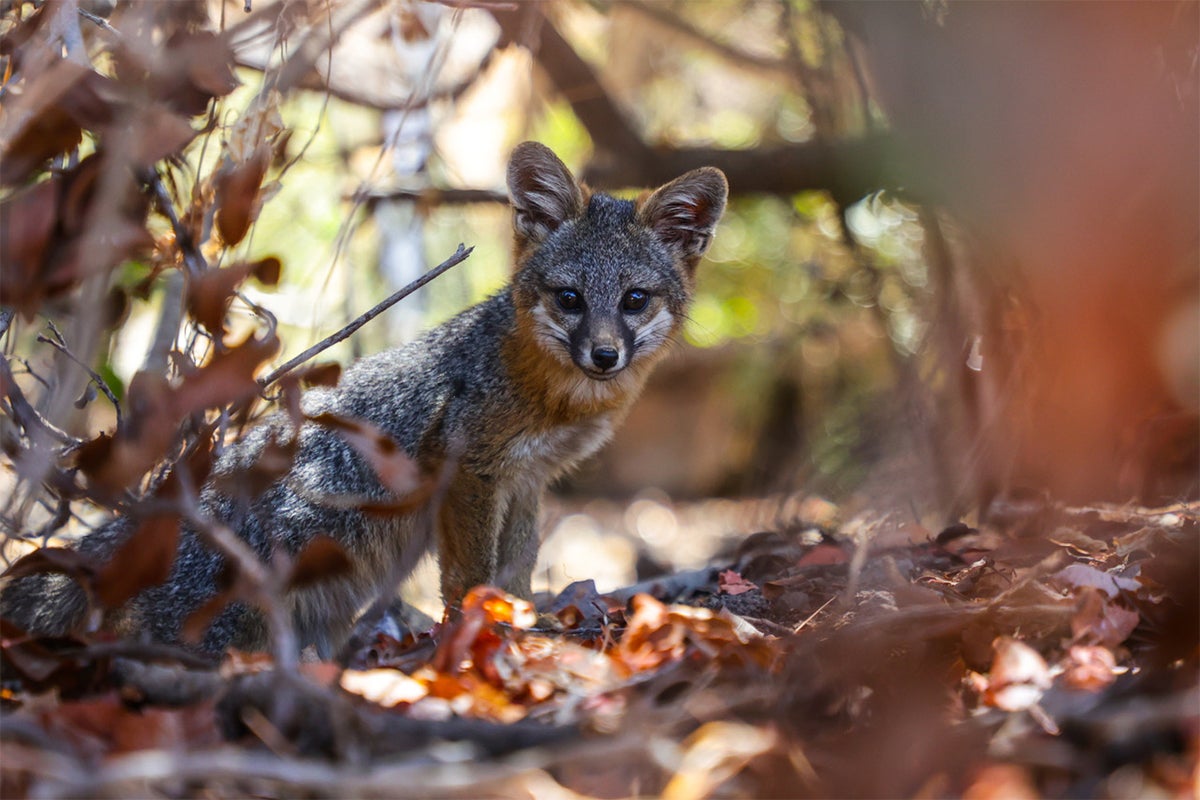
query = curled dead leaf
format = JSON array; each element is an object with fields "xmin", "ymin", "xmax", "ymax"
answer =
[{"xmin": 214, "ymin": 146, "xmax": 270, "ymax": 246}]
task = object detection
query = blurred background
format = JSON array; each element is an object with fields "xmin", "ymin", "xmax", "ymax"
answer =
[{"xmin": 2, "ymin": 0, "xmax": 1197, "ymax": 602}]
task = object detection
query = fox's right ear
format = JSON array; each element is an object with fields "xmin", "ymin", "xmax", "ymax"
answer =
[{"xmin": 507, "ymin": 142, "xmax": 585, "ymax": 247}]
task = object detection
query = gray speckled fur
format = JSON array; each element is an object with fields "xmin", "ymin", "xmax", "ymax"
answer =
[{"xmin": 0, "ymin": 143, "xmax": 727, "ymax": 657}]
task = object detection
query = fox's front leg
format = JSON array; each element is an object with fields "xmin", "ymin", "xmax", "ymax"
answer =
[
  {"xmin": 495, "ymin": 489, "xmax": 540, "ymax": 599},
  {"xmin": 437, "ymin": 471, "xmax": 501, "ymax": 610}
]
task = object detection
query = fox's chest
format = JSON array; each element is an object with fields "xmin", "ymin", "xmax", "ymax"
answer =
[{"xmin": 502, "ymin": 416, "xmax": 616, "ymax": 482}]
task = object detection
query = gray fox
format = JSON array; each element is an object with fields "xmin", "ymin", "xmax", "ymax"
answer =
[{"xmin": 0, "ymin": 142, "xmax": 728, "ymax": 656}]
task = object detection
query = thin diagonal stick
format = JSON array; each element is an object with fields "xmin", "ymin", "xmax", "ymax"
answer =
[{"xmin": 257, "ymin": 243, "xmax": 473, "ymax": 389}]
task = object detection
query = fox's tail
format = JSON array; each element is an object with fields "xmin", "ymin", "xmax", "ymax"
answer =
[{"xmin": 0, "ymin": 518, "xmax": 133, "ymax": 637}]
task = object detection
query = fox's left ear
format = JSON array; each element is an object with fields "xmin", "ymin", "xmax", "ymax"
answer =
[{"xmin": 638, "ymin": 167, "xmax": 729, "ymax": 270}]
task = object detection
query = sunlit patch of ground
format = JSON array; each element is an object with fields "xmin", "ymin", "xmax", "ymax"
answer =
[{"xmin": 402, "ymin": 490, "xmax": 841, "ymax": 618}]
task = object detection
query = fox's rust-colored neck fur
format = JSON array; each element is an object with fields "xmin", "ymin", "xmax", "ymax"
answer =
[{"xmin": 502, "ymin": 306, "xmax": 667, "ymax": 426}]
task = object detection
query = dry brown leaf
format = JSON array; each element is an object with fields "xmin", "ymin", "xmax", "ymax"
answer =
[
  {"xmin": 1070, "ymin": 587, "xmax": 1140, "ymax": 648},
  {"xmin": 0, "ymin": 60, "xmax": 113, "ymax": 186},
  {"xmin": 93, "ymin": 515, "xmax": 181, "ymax": 610},
  {"xmin": 214, "ymin": 146, "xmax": 270, "ymax": 246}
]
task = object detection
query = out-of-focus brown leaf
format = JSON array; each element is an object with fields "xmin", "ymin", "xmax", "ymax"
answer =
[
  {"xmin": 123, "ymin": 106, "xmax": 196, "ymax": 168},
  {"xmin": 186, "ymin": 257, "xmax": 283, "ymax": 336},
  {"xmin": 286, "ymin": 535, "xmax": 353, "ymax": 591},
  {"xmin": 76, "ymin": 372, "xmax": 175, "ymax": 495},
  {"xmin": 795, "ymin": 542, "xmax": 848, "ymax": 567},
  {"xmin": 0, "ymin": 60, "xmax": 114, "ymax": 186},
  {"xmin": 1070, "ymin": 587, "xmax": 1140, "ymax": 649},
  {"xmin": 181, "ymin": 588, "xmax": 237, "ymax": 645},
  {"xmin": 153, "ymin": 434, "xmax": 216, "ymax": 501},
  {"xmin": 978, "ymin": 637, "xmax": 1051, "ymax": 712},
  {"xmin": 79, "ymin": 337, "xmax": 277, "ymax": 495},
  {"xmin": 113, "ymin": 30, "xmax": 239, "ymax": 117},
  {"xmin": 175, "ymin": 333, "xmax": 279, "ymax": 416},
  {"xmin": 0, "ymin": 156, "xmax": 133, "ymax": 315},
  {"xmin": 249, "ymin": 255, "xmax": 282, "ymax": 286},
  {"xmin": 306, "ymin": 412, "xmax": 425, "ymax": 499},
  {"xmin": 1060, "ymin": 644, "xmax": 1120, "ymax": 691},
  {"xmin": 296, "ymin": 362, "xmax": 341, "ymax": 388},
  {"xmin": 210, "ymin": 432, "xmax": 297, "ymax": 500},
  {"xmin": 93, "ymin": 516, "xmax": 181, "ymax": 610},
  {"xmin": 0, "ymin": 179, "xmax": 56, "ymax": 305},
  {"xmin": 186, "ymin": 264, "xmax": 250, "ymax": 337},
  {"xmin": 214, "ymin": 146, "xmax": 270, "ymax": 246},
  {"xmin": 38, "ymin": 695, "xmax": 220, "ymax": 757}
]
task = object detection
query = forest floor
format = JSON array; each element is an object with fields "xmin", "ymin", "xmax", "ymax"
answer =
[{"xmin": 1, "ymin": 494, "xmax": 1197, "ymax": 799}]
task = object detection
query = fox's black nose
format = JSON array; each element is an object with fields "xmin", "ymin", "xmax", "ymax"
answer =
[{"xmin": 591, "ymin": 346, "xmax": 620, "ymax": 370}]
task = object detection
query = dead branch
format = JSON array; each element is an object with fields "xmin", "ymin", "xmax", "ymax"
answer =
[
  {"xmin": 618, "ymin": 0, "xmax": 794, "ymax": 77},
  {"xmin": 258, "ymin": 243, "xmax": 473, "ymax": 389},
  {"xmin": 607, "ymin": 567, "xmax": 717, "ymax": 604},
  {"xmin": 359, "ymin": 187, "xmax": 509, "ymax": 208},
  {"xmin": 493, "ymin": 5, "xmax": 645, "ymax": 161},
  {"xmin": 491, "ymin": 5, "xmax": 897, "ymax": 202}
]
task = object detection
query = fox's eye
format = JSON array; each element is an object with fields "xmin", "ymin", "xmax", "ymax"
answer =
[
  {"xmin": 621, "ymin": 289, "xmax": 649, "ymax": 313},
  {"xmin": 556, "ymin": 289, "xmax": 583, "ymax": 312}
]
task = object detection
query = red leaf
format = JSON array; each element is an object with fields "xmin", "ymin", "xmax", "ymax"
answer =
[{"xmin": 718, "ymin": 569, "xmax": 759, "ymax": 596}]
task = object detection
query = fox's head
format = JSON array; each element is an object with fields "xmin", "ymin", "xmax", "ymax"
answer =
[{"xmin": 506, "ymin": 142, "xmax": 727, "ymax": 396}]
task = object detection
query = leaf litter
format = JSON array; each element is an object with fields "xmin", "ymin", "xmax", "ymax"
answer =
[{"xmin": 2, "ymin": 494, "xmax": 1195, "ymax": 798}]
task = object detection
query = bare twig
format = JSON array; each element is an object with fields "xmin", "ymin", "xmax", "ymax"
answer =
[
  {"xmin": 620, "ymin": 0, "xmax": 793, "ymax": 77},
  {"xmin": 358, "ymin": 187, "xmax": 509, "ymax": 208},
  {"xmin": 77, "ymin": 6, "xmax": 121, "ymax": 38},
  {"xmin": 37, "ymin": 323, "xmax": 123, "ymax": 430},
  {"xmin": 0, "ymin": 352, "xmax": 81, "ymax": 447},
  {"xmin": 258, "ymin": 243, "xmax": 473, "ymax": 389}
]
